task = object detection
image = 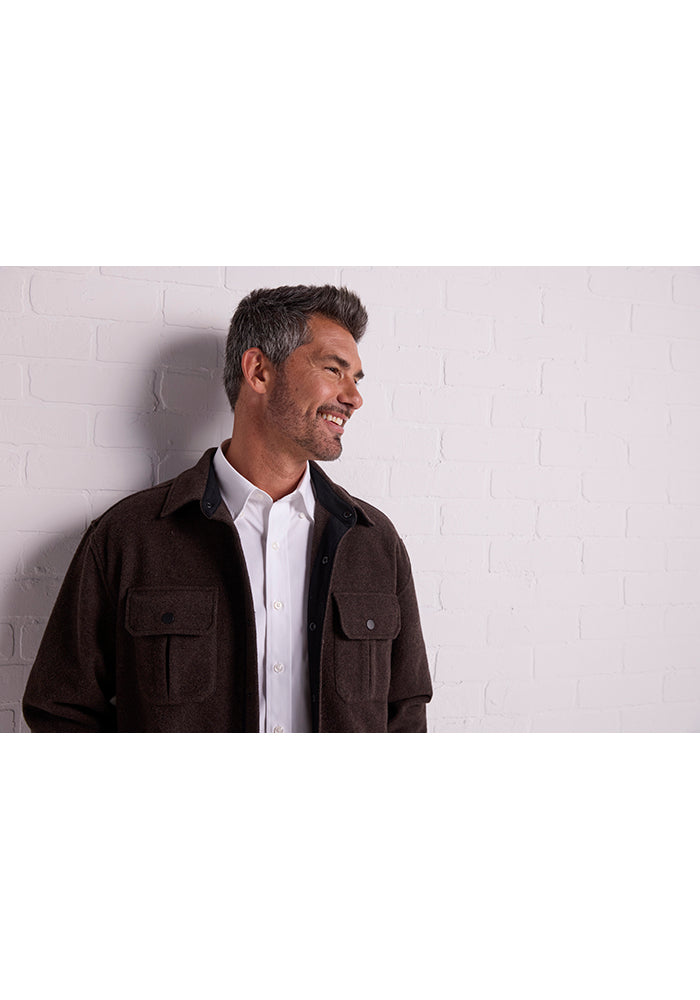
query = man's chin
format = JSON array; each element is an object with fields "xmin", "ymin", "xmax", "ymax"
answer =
[{"xmin": 311, "ymin": 440, "xmax": 343, "ymax": 462}]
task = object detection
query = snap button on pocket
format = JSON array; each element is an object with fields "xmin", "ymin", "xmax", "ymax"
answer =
[
  {"xmin": 366, "ymin": 619, "xmax": 375, "ymax": 630},
  {"xmin": 161, "ymin": 612, "xmax": 174, "ymax": 624}
]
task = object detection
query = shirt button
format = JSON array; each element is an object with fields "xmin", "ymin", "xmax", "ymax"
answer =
[
  {"xmin": 273, "ymin": 662, "xmax": 285, "ymax": 673},
  {"xmin": 298, "ymin": 512, "xmax": 306, "ymax": 519},
  {"xmin": 366, "ymin": 619, "xmax": 375, "ymax": 630},
  {"xmin": 273, "ymin": 725, "xmax": 284, "ymax": 733},
  {"xmin": 273, "ymin": 600, "xmax": 283, "ymax": 611},
  {"xmin": 271, "ymin": 541, "xmax": 279, "ymax": 551}
]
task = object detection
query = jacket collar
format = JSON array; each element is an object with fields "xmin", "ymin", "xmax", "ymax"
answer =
[
  {"xmin": 308, "ymin": 461, "xmax": 374, "ymax": 527},
  {"xmin": 160, "ymin": 447, "xmax": 374, "ymax": 527}
]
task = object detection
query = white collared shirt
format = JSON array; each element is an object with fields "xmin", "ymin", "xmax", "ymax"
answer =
[{"xmin": 212, "ymin": 443, "xmax": 315, "ymax": 733}]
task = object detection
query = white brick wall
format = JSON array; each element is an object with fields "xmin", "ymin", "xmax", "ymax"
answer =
[{"xmin": 1, "ymin": 266, "xmax": 699, "ymax": 733}]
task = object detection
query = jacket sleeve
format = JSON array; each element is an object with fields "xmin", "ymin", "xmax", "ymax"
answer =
[
  {"xmin": 22, "ymin": 525, "xmax": 117, "ymax": 732},
  {"xmin": 387, "ymin": 540, "xmax": 433, "ymax": 732}
]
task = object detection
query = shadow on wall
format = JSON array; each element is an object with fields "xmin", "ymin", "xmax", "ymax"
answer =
[
  {"xmin": 3, "ymin": 329, "xmax": 231, "ymax": 732},
  {"xmin": 137, "ymin": 327, "xmax": 232, "ymax": 485},
  {"xmin": 92, "ymin": 326, "xmax": 232, "ymax": 488}
]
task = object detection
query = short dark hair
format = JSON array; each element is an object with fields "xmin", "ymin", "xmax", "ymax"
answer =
[{"xmin": 223, "ymin": 284, "xmax": 368, "ymax": 409}]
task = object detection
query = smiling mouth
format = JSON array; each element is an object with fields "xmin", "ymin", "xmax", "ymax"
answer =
[{"xmin": 319, "ymin": 412, "xmax": 347, "ymax": 431}]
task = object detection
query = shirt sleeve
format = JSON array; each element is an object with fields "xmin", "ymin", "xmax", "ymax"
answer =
[{"xmin": 22, "ymin": 525, "xmax": 117, "ymax": 732}]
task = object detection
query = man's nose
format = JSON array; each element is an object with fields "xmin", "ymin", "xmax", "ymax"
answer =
[{"xmin": 339, "ymin": 377, "xmax": 363, "ymax": 411}]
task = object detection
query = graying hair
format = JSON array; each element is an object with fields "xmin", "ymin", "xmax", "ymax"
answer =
[{"xmin": 223, "ymin": 284, "xmax": 368, "ymax": 409}]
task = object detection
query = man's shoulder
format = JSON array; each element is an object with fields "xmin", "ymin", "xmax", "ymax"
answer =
[
  {"xmin": 90, "ymin": 479, "xmax": 171, "ymax": 531},
  {"xmin": 349, "ymin": 494, "xmax": 399, "ymax": 536},
  {"xmin": 89, "ymin": 449, "xmax": 215, "ymax": 536},
  {"xmin": 310, "ymin": 463, "xmax": 402, "ymax": 541}
]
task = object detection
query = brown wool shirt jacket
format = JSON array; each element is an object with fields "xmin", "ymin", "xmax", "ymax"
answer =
[{"xmin": 23, "ymin": 449, "xmax": 433, "ymax": 733}]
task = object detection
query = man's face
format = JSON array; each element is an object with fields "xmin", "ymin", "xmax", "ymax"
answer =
[{"xmin": 265, "ymin": 313, "xmax": 364, "ymax": 463}]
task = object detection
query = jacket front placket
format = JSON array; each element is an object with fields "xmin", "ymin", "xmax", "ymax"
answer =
[{"xmin": 307, "ymin": 466, "xmax": 358, "ymax": 732}]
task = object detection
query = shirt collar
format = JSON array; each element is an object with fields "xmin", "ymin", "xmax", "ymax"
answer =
[
  {"xmin": 159, "ymin": 447, "xmax": 373, "ymax": 527},
  {"xmin": 212, "ymin": 442, "xmax": 315, "ymax": 524}
]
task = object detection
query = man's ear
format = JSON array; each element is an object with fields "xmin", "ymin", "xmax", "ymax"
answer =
[{"xmin": 240, "ymin": 347, "xmax": 273, "ymax": 396}]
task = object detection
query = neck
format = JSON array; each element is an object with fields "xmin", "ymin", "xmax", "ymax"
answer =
[{"xmin": 224, "ymin": 419, "xmax": 307, "ymax": 502}]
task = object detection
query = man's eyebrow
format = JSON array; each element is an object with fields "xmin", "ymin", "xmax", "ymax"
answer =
[{"xmin": 320, "ymin": 353, "xmax": 365, "ymax": 381}]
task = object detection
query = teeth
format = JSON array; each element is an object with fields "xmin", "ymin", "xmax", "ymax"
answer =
[{"xmin": 321, "ymin": 413, "xmax": 344, "ymax": 426}]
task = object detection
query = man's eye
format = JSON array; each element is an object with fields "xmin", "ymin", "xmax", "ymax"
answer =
[{"xmin": 326, "ymin": 367, "xmax": 341, "ymax": 376}]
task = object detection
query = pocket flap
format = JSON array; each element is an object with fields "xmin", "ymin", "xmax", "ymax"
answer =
[
  {"xmin": 125, "ymin": 587, "xmax": 217, "ymax": 636},
  {"xmin": 333, "ymin": 592, "xmax": 400, "ymax": 641}
]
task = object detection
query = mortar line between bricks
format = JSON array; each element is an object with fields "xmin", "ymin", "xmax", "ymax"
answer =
[
  {"xmin": 27, "ymin": 274, "xmax": 40, "ymax": 316},
  {"xmin": 19, "ymin": 270, "xmax": 31, "ymax": 314}
]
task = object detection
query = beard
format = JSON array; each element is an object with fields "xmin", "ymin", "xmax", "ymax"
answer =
[{"xmin": 266, "ymin": 367, "xmax": 344, "ymax": 462}]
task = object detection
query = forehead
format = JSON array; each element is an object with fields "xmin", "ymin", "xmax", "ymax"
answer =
[{"xmin": 302, "ymin": 313, "xmax": 363, "ymax": 367}]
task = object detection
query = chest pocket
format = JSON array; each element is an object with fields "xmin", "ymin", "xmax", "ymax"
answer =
[
  {"xmin": 333, "ymin": 592, "xmax": 400, "ymax": 703},
  {"xmin": 125, "ymin": 587, "xmax": 218, "ymax": 705}
]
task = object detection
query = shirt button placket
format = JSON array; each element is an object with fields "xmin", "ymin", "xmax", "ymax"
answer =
[{"xmin": 266, "ymin": 500, "xmax": 292, "ymax": 735}]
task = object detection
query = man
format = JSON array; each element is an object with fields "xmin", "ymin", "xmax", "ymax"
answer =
[{"xmin": 23, "ymin": 284, "xmax": 432, "ymax": 732}]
